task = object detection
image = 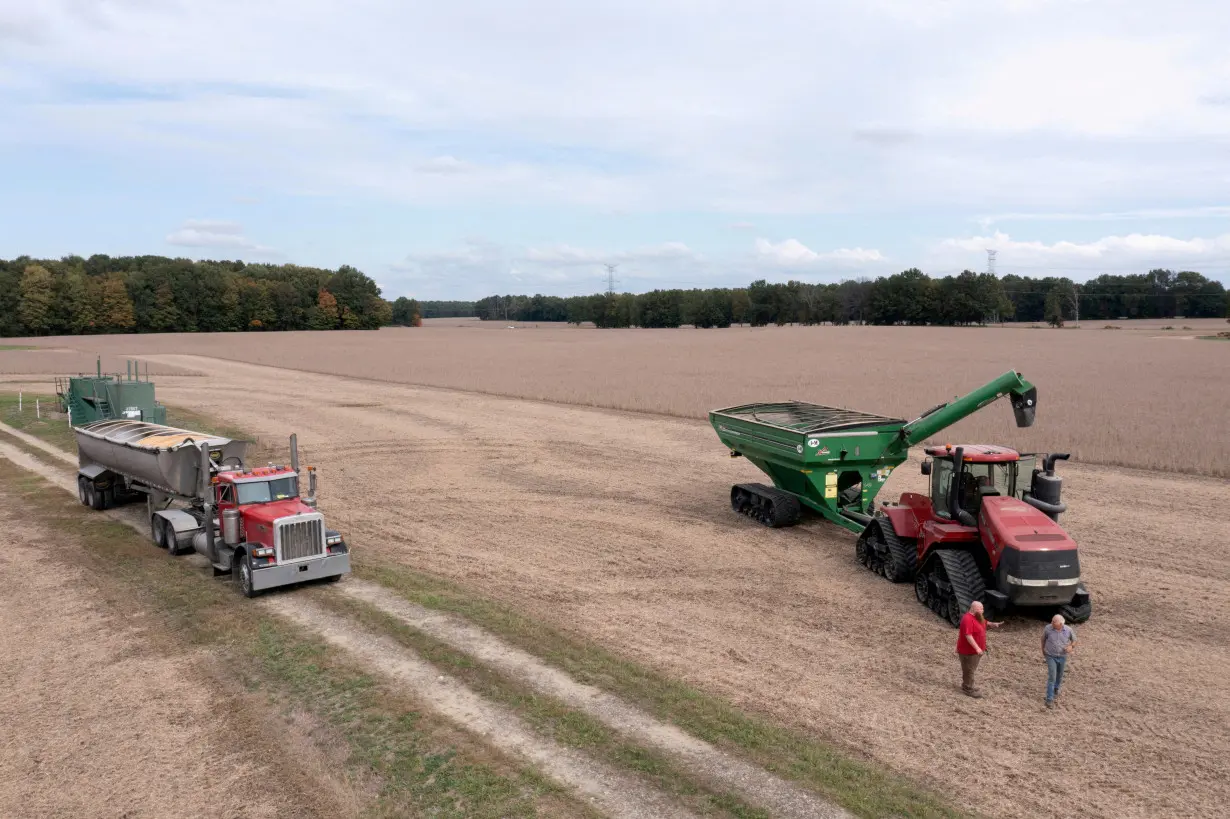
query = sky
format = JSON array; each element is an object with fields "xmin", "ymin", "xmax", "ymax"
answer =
[{"xmin": 1, "ymin": 0, "xmax": 1229, "ymax": 300}]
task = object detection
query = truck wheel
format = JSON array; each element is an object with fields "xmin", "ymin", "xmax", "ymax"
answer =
[
  {"xmin": 88, "ymin": 483, "xmax": 105, "ymax": 511},
  {"xmin": 234, "ymin": 554, "xmax": 259, "ymax": 599}
]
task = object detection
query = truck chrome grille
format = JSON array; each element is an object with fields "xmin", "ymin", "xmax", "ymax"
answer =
[{"xmin": 276, "ymin": 516, "xmax": 324, "ymax": 562}]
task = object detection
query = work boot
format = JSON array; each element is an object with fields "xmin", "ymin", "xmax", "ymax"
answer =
[
  {"xmin": 963, "ymin": 688, "xmax": 983, "ymax": 699},
  {"xmin": 1046, "ymin": 699, "xmax": 1055, "ymax": 709}
]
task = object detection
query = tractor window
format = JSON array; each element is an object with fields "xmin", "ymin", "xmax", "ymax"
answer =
[
  {"xmin": 1014, "ymin": 456, "xmax": 1036, "ymax": 499},
  {"xmin": 932, "ymin": 458, "xmax": 954, "ymax": 518}
]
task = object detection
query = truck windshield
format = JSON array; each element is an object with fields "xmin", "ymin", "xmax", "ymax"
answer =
[{"xmin": 236, "ymin": 476, "xmax": 298, "ymax": 505}]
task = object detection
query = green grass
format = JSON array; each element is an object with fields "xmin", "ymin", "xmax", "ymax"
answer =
[
  {"xmin": 0, "ymin": 344, "xmax": 37, "ymax": 350},
  {"xmin": 0, "ymin": 388, "xmax": 966, "ymax": 819},
  {"xmin": 0, "ymin": 469, "xmax": 590, "ymax": 819},
  {"xmin": 321, "ymin": 593, "xmax": 769, "ymax": 819},
  {"xmin": 361, "ymin": 565, "xmax": 965, "ymax": 819}
]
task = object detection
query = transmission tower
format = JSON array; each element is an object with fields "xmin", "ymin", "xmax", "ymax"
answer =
[
  {"xmin": 604, "ymin": 263, "xmax": 619, "ymax": 296},
  {"xmin": 986, "ymin": 249, "xmax": 997, "ymax": 275}
]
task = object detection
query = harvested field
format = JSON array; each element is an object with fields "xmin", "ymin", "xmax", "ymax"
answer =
[
  {"xmin": 19, "ymin": 352, "xmax": 1214, "ymax": 819},
  {"xmin": 4, "ymin": 321, "xmax": 1227, "ymax": 475},
  {"xmin": 0, "ymin": 348, "xmax": 201, "ymax": 379}
]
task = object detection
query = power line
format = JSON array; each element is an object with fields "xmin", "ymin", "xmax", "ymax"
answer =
[{"xmin": 604, "ymin": 263, "xmax": 619, "ymax": 296}]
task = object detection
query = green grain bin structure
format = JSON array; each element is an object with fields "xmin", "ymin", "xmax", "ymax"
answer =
[{"xmin": 56, "ymin": 357, "xmax": 167, "ymax": 426}]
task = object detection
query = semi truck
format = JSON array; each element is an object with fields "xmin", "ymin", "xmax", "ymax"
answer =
[{"xmin": 74, "ymin": 419, "xmax": 350, "ymax": 597}]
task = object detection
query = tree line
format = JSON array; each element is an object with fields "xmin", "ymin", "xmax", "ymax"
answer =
[
  {"xmin": 475, "ymin": 268, "xmax": 1229, "ymax": 328},
  {"xmin": 0, "ymin": 254, "xmax": 422, "ymax": 337}
]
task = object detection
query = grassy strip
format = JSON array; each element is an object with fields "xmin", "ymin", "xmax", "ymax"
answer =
[
  {"xmin": 0, "ymin": 468, "xmax": 590, "ymax": 819},
  {"xmin": 319, "ymin": 592, "xmax": 769, "ymax": 819},
  {"xmin": 362, "ymin": 565, "xmax": 964, "ymax": 819},
  {"xmin": 0, "ymin": 343, "xmax": 38, "ymax": 350},
  {"xmin": 0, "ymin": 387, "xmax": 965, "ymax": 818}
]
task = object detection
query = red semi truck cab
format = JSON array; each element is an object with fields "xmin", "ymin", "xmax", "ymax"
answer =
[{"xmin": 212, "ymin": 465, "xmax": 350, "ymax": 596}]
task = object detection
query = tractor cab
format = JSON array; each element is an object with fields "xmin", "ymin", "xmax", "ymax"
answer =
[{"xmin": 920, "ymin": 444, "xmax": 1034, "ymax": 522}]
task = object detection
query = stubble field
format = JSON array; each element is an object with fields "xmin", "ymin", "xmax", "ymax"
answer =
[
  {"xmin": 3, "ymin": 322, "xmax": 1228, "ymax": 818},
  {"xmin": 7, "ymin": 319, "xmax": 1227, "ymax": 476}
]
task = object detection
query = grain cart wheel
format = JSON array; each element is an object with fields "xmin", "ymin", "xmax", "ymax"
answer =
[
  {"xmin": 234, "ymin": 553, "xmax": 259, "ymax": 599},
  {"xmin": 78, "ymin": 477, "xmax": 88, "ymax": 506},
  {"xmin": 88, "ymin": 483, "xmax": 105, "ymax": 511}
]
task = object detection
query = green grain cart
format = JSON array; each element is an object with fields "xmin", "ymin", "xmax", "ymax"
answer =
[{"xmin": 709, "ymin": 370, "xmax": 1038, "ymax": 531}]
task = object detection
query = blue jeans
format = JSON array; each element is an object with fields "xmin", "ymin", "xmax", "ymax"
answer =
[{"xmin": 1046, "ymin": 655, "xmax": 1067, "ymax": 702}]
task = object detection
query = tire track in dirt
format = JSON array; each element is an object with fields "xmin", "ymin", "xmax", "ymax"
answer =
[
  {"xmin": 339, "ymin": 580, "xmax": 850, "ymax": 819},
  {"xmin": 0, "ymin": 433, "xmax": 707, "ymax": 819},
  {"xmin": 132, "ymin": 354, "xmax": 1230, "ymax": 819},
  {"xmin": 0, "ymin": 419, "xmax": 77, "ymax": 465},
  {"xmin": 264, "ymin": 594, "xmax": 700, "ymax": 819}
]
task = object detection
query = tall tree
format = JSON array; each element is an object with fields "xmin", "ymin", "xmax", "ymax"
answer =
[
  {"xmin": 18, "ymin": 264, "xmax": 55, "ymax": 335},
  {"xmin": 97, "ymin": 273, "xmax": 136, "ymax": 332}
]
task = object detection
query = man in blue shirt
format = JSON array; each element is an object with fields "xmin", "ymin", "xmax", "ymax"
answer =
[{"xmin": 1042, "ymin": 614, "xmax": 1077, "ymax": 709}]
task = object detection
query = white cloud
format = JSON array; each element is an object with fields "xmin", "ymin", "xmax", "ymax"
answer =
[
  {"xmin": 165, "ymin": 219, "xmax": 276, "ymax": 254},
  {"xmin": 977, "ymin": 205, "xmax": 1230, "ymax": 229},
  {"xmin": 933, "ymin": 230, "xmax": 1230, "ymax": 271},
  {"xmin": 755, "ymin": 238, "xmax": 885, "ymax": 265}
]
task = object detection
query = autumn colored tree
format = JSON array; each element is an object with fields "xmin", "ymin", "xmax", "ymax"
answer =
[
  {"xmin": 149, "ymin": 282, "xmax": 180, "ymax": 332},
  {"xmin": 309, "ymin": 288, "xmax": 340, "ymax": 330},
  {"xmin": 97, "ymin": 273, "xmax": 136, "ymax": 332},
  {"xmin": 18, "ymin": 264, "xmax": 54, "ymax": 335},
  {"xmin": 64, "ymin": 270, "xmax": 98, "ymax": 334}
]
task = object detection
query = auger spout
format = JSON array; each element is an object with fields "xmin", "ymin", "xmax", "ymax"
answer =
[{"xmin": 893, "ymin": 370, "xmax": 1037, "ymax": 455}]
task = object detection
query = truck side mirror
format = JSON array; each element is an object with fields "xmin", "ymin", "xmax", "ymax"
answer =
[{"xmin": 921, "ymin": 458, "xmax": 932, "ymax": 476}]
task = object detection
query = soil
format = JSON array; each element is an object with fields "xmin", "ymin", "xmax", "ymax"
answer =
[
  {"xmin": 266, "ymin": 593, "xmax": 702, "ymax": 819},
  {"xmin": 338, "ymin": 580, "xmax": 847, "ymax": 819},
  {"xmin": 0, "ymin": 483, "xmax": 317, "ymax": 819},
  {"xmin": 133, "ymin": 354, "xmax": 1230, "ymax": 819}
]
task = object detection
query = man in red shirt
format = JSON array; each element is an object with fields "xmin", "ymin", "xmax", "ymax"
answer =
[{"xmin": 956, "ymin": 601, "xmax": 1002, "ymax": 698}]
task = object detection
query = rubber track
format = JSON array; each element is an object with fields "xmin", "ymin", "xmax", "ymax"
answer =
[
  {"xmin": 1061, "ymin": 598, "xmax": 1092, "ymax": 623},
  {"xmin": 935, "ymin": 550, "xmax": 987, "ymax": 621},
  {"xmin": 734, "ymin": 483, "xmax": 802, "ymax": 528},
  {"xmin": 879, "ymin": 522, "xmax": 917, "ymax": 582}
]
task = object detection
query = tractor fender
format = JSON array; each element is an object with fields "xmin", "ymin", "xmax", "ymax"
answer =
[{"xmin": 879, "ymin": 496, "xmax": 925, "ymax": 540}]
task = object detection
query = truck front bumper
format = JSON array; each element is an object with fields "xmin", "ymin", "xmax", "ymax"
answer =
[{"xmin": 252, "ymin": 553, "xmax": 351, "ymax": 591}]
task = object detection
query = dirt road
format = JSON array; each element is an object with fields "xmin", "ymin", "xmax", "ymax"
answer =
[{"xmin": 120, "ymin": 355, "xmax": 1230, "ymax": 817}]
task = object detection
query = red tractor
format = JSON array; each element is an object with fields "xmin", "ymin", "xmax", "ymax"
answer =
[{"xmin": 858, "ymin": 444, "xmax": 1091, "ymax": 626}]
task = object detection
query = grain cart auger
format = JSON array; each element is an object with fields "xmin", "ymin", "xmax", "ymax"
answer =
[{"xmin": 708, "ymin": 370, "xmax": 1091, "ymax": 626}]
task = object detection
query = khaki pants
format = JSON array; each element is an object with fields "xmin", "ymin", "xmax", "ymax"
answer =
[{"xmin": 960, "ymin": 653, "xmax": 981, "ymax": 692}]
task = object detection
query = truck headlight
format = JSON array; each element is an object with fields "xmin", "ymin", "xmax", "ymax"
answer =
[
  {"xmin": 252, "ymin": 547, "xmax": 274, "ymax": 558},
  {"xmin": 326, "ymin": 535, "xmax": 343, "ymax": 546}
]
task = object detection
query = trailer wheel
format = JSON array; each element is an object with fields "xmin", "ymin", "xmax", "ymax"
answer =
[
  {"xmin": 163, "ymin": 520, "xmax": 182, "ymax": 556},
  {"xmin": 88, "ymin": 483, "xmax": 105, "ymax": 511},
  {"xmin": 234, "ymin": 553, "xmax": 259, "ymax": 599},
  {"xmin": 78, "ymin": 478, "xmax": 88, "ymax": 506}
]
